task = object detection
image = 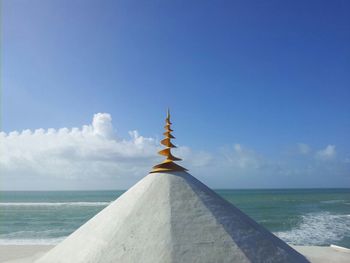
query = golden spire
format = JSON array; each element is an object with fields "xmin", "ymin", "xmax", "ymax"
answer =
[{"xmin": 150, "ymin": 109, "xmax": 187, "ymax": 173}]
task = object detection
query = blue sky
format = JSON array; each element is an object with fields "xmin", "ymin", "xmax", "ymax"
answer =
[{"xmin": 1, "ymin": 0, "xmax": 350, "ymax": 190}]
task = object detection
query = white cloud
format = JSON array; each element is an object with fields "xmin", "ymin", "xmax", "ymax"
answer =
[
  {"xmin": 0, "ymin": 113, "xmax": 160, "ymax": 190},
  {"xmin": 92, "ymin": 113, "xmax": 114, "ymax": 138},
  {"xmin": 221, "ymin": 144, "xmax": 263, "ymax": 169},
  {"xmin": 174, "ymin": 146, "xmax": 213, "ymax": 168},
  {"xmin": 0, "ymin": 113, "xmax": 216, "ymax": 190},
  {"xmin": 297, "ymin": 143, "xmax": 311, "ymax": 155},
  {"xmin": 316, "ymin": 145, "xmax": 336, "ymax": 160}
]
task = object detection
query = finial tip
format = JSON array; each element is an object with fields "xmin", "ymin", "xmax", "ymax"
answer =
[{"xmin": 150, "ymin": 109, "xmax": 187, "ymax": 173}]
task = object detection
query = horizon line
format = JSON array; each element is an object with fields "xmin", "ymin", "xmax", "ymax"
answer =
[{"xmin": 1, "ymin": 187, "xmax": 349, "ymax": 192}]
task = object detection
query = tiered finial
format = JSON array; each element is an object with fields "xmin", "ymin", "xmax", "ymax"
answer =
[{"xmin": 150, "ymin": 109, "xmax": 187, "ymax": 173}]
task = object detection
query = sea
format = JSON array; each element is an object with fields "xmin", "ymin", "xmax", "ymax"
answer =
[{"xmin": 1, "ymin": 189, "xmax": 349, "ymax": 247}]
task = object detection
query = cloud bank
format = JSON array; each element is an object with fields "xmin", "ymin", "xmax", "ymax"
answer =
[
  {"xmin": 0, "ymin": 113, "xmax": 211, "ymax": 190},
  {"xmin": 1, "ymin": 113, "xmax": 158, "ymax": 189},
  {"xmin": 1, "ymin": 113, "xmax": 349, "ymax": 190},
  {"xmin": 316, "ymin": 145, "xmax": 336, "ymax": 160}
]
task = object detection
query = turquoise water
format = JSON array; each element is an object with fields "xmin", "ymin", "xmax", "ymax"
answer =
[{"xmin": 1, "ymin": 189, "xmax": 349, "ymax": 247}]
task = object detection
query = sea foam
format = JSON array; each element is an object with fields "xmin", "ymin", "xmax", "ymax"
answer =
[
  {"xmin": 0, "ymin": 237, "xmax": 65, "ymax": 245},
  {"xmin": 274, "ymin": 212, "xmax": 350, "ymax": 246}
]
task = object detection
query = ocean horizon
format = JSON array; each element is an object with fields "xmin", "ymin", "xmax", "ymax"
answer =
[{"xmin": 1, "ymin": 188, "xmax": 349, "ymax": 248}]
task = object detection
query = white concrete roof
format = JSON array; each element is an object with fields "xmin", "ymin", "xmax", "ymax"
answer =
[{"xmin": 35, "ymin": 172, "xmax": 309, "ymax": 263}]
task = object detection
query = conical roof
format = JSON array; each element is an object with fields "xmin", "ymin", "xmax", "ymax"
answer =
[{"xmin": 35, "ymin": 171, "xmax": 309, "ymax": 263}]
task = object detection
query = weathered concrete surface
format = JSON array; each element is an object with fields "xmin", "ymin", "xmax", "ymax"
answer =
[{"xmin": 34, "ymin": 172, "xmax": 309, "ymax": 263}]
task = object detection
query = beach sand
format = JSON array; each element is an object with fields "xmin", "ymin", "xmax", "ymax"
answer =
[
  {"xmin": 0, "ymin": 245, "xmax": 349, "ymax": 263},
  {"xmin": 0, "ymin": 245, "xmax": 52, "ymax": 263}
]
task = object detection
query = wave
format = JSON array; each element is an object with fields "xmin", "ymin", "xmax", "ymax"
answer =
[
  {"xmin": 320, "ymin": 200, "xmax": 345, "ymax": 204},
  {"xmin": 274, "ymin": 212, "xmax": 350, "ymax": 246},
  {"xmin": 0, "ymin": 237, "xmax": 65, "ymax": 245},
  {"xmin": 0, "ymin": 230, "xmax": 68, "ymax": 245},
  {"xmin": 0, "ymin": 202, "xmax": 110, "ymax": 207}
]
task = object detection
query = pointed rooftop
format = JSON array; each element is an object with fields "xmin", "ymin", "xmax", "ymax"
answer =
[{"xmin": 35, "ymin": 111, "xmax": 309, "ymax": 263}]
